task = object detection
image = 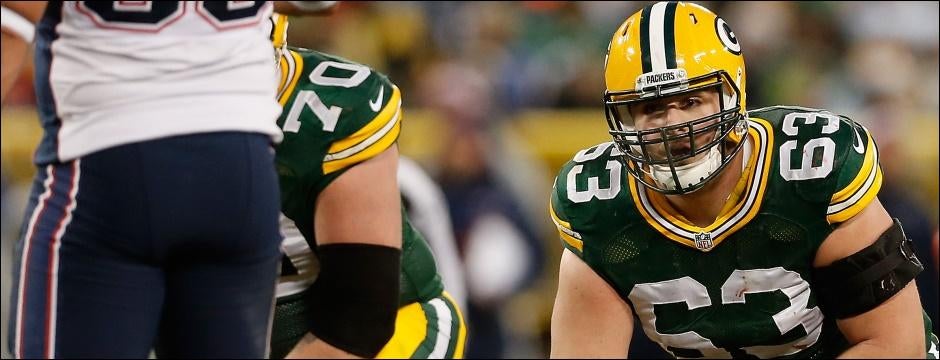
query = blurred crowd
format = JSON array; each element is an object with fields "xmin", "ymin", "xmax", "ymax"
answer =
[{"xmin": 2, "ymin": 1, "xmax": 938, "ymax": 358}]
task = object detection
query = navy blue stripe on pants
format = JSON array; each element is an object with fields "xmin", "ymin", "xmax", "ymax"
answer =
[{"xmin": 8, "ymin": 132, "xmax": 283, "ymax": 358}]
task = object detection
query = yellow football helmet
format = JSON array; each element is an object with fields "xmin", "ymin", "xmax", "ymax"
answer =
[
  {"xmin": 266, "ymin": 12, "xmax": 289, "ymax": 56},
  {"xmin": 265, "ymin": 1, "xmax": 338, "ymax": 51},
  {"xmin": 604, "ymin": 1, "xmax": 748, "ymax": 194}
]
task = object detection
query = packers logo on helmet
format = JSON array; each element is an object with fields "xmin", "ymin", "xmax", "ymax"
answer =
[{"xmin": 604, "ymin": 1, "xmax": 748, "ymax": 194}]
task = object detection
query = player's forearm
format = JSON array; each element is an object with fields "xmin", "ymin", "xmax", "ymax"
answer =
[
  {"xmin": 1, "ymin": 1, "xmax": 44, "ymax": 105},
  {"xmin": 0, "ymin": 31, "xmax": 29, "ymax": 105}
]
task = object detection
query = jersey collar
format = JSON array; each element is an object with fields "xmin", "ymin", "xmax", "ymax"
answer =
[{"xmin": 627, "ymin": 118, "xmax": 775, "ymax": 252}]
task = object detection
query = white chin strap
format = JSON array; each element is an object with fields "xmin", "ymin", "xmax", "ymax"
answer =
[{"xmin": 649, "ymin": 146, "xmax": 722, "ymax": 191}]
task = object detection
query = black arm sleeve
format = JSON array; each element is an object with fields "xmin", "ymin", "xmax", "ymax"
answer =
[
  {"xmin": 306, "ymin": 243, "xmax": 401, "ymax": 357},
  {"xmin": 814, "ymin": 218, "xmax": 924, "ymax": 319}
]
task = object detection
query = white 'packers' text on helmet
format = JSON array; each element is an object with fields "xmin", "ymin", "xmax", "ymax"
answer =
[{"xmin": 604, "ymin": 1, "xmax": 748, "ymax": 194}]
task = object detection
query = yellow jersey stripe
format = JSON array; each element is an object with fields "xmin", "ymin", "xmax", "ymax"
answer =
[
  {"xmin": 827, "ymin": 165, "xmax": 883, "ymax": 223},
  {"xmin": 272, "ymin": 14, "xmax": 288, "ymax": 48},
  {"xmin": 645, "ymin": 191, "xmax": 693, "ymax": 226},
  {"xmin": 276, "ymin": 55, "xmax": 289, "ymax": 100},
  {"xmin": 830, "ymin": 129, "xmax": 876, "ymax": 205},
  {"xmin": 629, "ymin": 176, "xmax": 695, "ymax": 247},
  {"xmin": 549, "ymin": 202, "xmax": 583, "ymax": 252},
  {"xmin": 376, "ymin": 301, "xmax": 428, "ymax": 359},
  {"xmin": 549, "ymin": 202, "xmax": 581, "ymax": 239},
  {"xmin": 557, "ymin": 229, "xmax": 584, "ymax": 253},
  {"xmin": 827, "ymin": 130, "xmax": 881, "ymax": 218},
  {"xmin": 442, "ymin": 292, "xmax": 467, "ymax": 359},
  {"xmin": 327, "ymin": 85, "xmax": 401, "ymax": 154},
  {"xmin": 322, "ymin": 112, "xmax": 401, "ymax": 174},
  {"xmin": 277, "ymin": 50, "xmax": 304, "ymax": 106},
  {"xmin": 714, "ymin": 118, "xmax": 775, "ymax": 244},
  {"xmin": 325, "ymin": 104, "xmax": 400, "ymax": 161}
]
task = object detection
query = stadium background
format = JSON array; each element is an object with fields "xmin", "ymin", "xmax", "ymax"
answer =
[{"xmin": 2, "ymin": 1, "xmax": 937, "ymax": 358}]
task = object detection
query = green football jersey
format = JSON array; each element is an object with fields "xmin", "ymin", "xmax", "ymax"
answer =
[
  {"xmin": 550, "ymin": 106, "xmax": 905, "ymax": 358},
  {"xmin": 273, "ymin": 47, "xmax": 443, "ymax": 306}
]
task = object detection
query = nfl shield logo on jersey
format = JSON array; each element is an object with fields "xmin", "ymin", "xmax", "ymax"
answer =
[{"xmin": 694, "ymin": 232, "xmax": 714, "ymax": 251}]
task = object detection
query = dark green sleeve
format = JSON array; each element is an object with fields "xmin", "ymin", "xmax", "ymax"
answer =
[
  {"xmin": 824, "ymin": 118, "xmax": 882, "ymax": 224},
  {"xmin": 550, "ymin": 160, "xmax": 585, "ymax": 258}
]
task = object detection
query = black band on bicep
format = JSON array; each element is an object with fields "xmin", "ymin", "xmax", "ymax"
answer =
[
  {"xmin": 813, "ymin": 218, "xmax": 924, "ymax": 319},
  {"xmin": 305, "ymin": 243, "xmax": 401, "ymax": 357}
]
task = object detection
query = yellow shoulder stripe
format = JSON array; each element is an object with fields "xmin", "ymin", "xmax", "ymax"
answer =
[
  {"xmin": 322, "ymin": 111, "xmax": 401, "ymax": 174},
  {"xmin": 327, "ymin": 85, "xmax": 402, "ymax": 154},
  {"xmin": 549, "ymin": 201, "xmax": 583, "ymax": 252},
  {"xmin": 322, "ymin": 85, "xmax": 403, "ymax": 175},
  {"xmin": 277, "ymin": 50, "xmax": 304, "ymax": 106},
  {"xmin": 830, "ymin": 129, "xmax": 876, "ymax": 205},
  {"xmin": 827, "ymin": 166, "xmax": 882, "ymax": 223},
  {"xmin": 277, "ymin": 56, "xmax": 289, "ymax": 98}
]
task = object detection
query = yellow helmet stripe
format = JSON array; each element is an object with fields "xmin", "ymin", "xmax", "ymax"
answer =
[{"xmin": 271, "ymin": 13, "xmax": 288, "ymax": 49}]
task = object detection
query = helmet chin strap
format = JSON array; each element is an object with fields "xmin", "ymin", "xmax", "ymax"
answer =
[{"xmin": 649, "ymin": 146, "xmax": 722, "ymax": 191}]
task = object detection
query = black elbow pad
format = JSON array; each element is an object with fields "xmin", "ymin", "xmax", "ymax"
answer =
[
  {"xmin": 306, "ymin": 243, "xmax": 401, "ymax": 357},
  {"xmin": 814, "ymin": 218, "xmax": 924, "ymax": 319}
]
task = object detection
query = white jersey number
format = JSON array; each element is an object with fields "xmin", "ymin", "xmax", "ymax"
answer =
[
  {"xmin": 629, "ymin": 267, "xmax": 823, "ymax": 358},
  {"xmin": 566, "ymin": 143, "xmax": 623, "ymax": 203},
  {"xmin": 779, "ymin": 112, "xmax": 840, "ymax": 181},
  {"xmin": 281, "ymin": 61, "xmax": 372, "ymax": 133},
  {"xmin": 77, "ymin": 1, "xmax": 267, "ymax": 32}
]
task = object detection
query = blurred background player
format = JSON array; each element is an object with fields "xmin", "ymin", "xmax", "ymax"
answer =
[
  {"xmin": 399, "ymin": 155, "xmax": 468, "ymax": 313},
  {"xmin": 260, "ymin": 13, "xmax": 467, "ymax": 358},
  {"xmin": 550, "ymin": 1, "xmax": 936, "ymax": 358},
  {"xmin": 0, "ymin": 1, "xmax": 338, "ymax": 358}
]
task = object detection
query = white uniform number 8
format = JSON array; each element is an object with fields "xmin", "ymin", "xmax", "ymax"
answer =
[
  {"xmin": 629, "ymin": 267, "xmax": 823, "ymax": 358},
  {"xmin": 779, "ymin": 112, "xmax": 840, "ymax": 181}
]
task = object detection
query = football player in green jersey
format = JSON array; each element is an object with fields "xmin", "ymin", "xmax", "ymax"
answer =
[
  {"xmin": 549, "ymin": 2, "xmax": 938, "ymax": 358},
  {"xmin": 264, "ymin": 13, "xmax": 466, "ymax": 359}
]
